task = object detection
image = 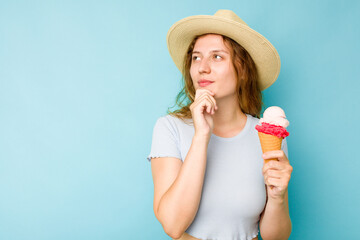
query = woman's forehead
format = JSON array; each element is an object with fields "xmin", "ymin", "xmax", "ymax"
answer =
[{"xmin": 193, "ymin": 34, "xmax": 229, "ymax": 52}]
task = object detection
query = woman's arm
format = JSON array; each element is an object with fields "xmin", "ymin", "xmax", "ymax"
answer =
[
  {"xmin": 259, "ymin": 188, "xmax": 291, "ymax": 240},
  {"xmin": 155, "ymin": 134, "xmax": 209, "ymax": 239},
  {"xmin": 259, "ymin": 150, "xmax": 293, "ymax": 240}
]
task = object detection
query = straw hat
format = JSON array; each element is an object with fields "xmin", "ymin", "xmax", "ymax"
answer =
[{"xmin": 166, "ymin": 9, "xmax": 281, "ymax": 91}]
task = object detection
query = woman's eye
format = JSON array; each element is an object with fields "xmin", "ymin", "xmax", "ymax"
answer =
[
  {"xmin": 214, "ymin": 55, "xmax": 222, "ymax": 59},
  {"xmin": 192, "ymin": 56, "xmax": 200, "ymax": 61}
]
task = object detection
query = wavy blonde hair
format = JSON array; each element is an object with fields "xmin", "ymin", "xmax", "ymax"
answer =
[{"xmin": 166, "ymin": 34, "xmax": 263, "ymax": 121}]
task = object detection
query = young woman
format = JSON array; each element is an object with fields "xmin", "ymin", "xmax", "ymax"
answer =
[{"xmin": 147, "ymin": 10, "xmax": 293, "ymax": 240}]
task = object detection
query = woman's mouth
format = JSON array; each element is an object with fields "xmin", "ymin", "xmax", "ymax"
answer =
[{"xmin": 198, "ymin": 80, "xmax": 214, "ymax": 87}]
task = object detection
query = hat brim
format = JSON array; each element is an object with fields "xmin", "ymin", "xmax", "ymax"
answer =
[{"xmin": 167, "ymin": 15, "xmax": 281, "ymax": 91}]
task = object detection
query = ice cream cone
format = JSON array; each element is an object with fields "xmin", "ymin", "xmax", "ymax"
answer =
[{"xmin": 258, "ymin": 132, "xmax": 282, "ymax": 164}]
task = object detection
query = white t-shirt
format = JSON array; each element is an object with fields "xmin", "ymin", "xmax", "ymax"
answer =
[{"xmin": 147, "ymin": 113, "xmax": 288, "ymax": 240}]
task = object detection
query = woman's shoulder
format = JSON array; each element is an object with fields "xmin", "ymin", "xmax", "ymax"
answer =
[
  {"xmin": 153, "ymin": 114, "xmax": 193, "ymax": 133},
  {"xmin": 164, "ymin": 114, "xmax": 194, "ymax": 126},
  {"xmin": 246, "ymin": 113, "xmax": 260, "ymax": 126}
]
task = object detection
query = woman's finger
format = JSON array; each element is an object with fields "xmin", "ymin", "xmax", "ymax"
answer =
[
  {"xmin": 200, "ymin": 97, "xmax": 214, "ymax": 115},
  {"xmin": 204, "ymin": 95, "xmax": 217, "ymax": 113},
  {"xmin": 197, "ymin": 94, "xmax": 216, "ymax": 113},
  {"xmin": 195, "ymin": 90, "xmax": 217, "ymax": 110},
  {"xmin": 266, "ymin": 177, "xmax": 283, "ymax": 188},
  {"xmin": 264, "ymin": 169, "xmax": 282, "ymax": 179},
  {"xmin": 206, "ymin": 94, "xmax": 217, "ymax": 110},
  {"xmin": 195, "ymin": 89, "xmax": 214, "ymax": 100},
  {"xmin": 263, "ymin": 150, "xmax": 288, "ymax": 163},
  {"xmin": 198, "ymin": 93, "xmax": 217, "ymax": 109},
  {"xmin": 262, "ymin": 160, "xmax": 283, "ymax": 174}
]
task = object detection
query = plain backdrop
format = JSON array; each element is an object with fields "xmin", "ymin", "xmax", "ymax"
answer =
[{"xmin": 0, "ymin": 0, "xmax": 359, "ymax": 239}]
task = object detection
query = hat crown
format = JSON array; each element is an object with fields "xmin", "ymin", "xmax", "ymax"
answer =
[{"xmin": 214, "ymin": 9, "xmax": 248, "ymax": 26}]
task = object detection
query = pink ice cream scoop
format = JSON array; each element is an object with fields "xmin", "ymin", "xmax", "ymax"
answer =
[{"xmin": 255, "ymin": 106, "xmax": 290, "ymax": 138}]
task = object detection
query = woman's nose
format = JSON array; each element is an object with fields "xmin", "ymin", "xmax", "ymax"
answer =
[{"xmin": 198, "ymin": 59, "xmax": 211, "ymax": 74}]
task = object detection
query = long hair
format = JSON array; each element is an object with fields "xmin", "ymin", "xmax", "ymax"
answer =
[{"xmin": 166, "ymin": 34, "xmax": 263, "ymax": 121}]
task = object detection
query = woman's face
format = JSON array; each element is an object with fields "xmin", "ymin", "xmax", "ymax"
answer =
[{"xmin": 190, "ymin": 34, "xmax": 238, "ymax": 99}]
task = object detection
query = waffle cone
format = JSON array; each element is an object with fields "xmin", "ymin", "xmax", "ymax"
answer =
[{"xmin": 258, "ymin": 132, "xmax": 283, "ymax": 164}]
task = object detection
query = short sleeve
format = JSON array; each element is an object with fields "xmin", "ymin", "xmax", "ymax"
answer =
[
  {"xmin": 281, "ymin": 137, "xmax": 289, "ymax": 158},
  {"xmin": 146, "ymin": 116, "xmax": 182, "ymax": 162}
]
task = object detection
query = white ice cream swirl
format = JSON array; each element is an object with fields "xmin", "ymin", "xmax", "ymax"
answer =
[{"xmin": 259, "ymin": 106, "xmax": 289, "ymax": 128}]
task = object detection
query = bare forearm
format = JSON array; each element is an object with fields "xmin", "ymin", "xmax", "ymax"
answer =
[
  {"xmin": 260, "ymin": 190, "xmax": 292, "ymax": 240},
  {"xmin": 158, "ymin": 134, "xmax": 208, "ymax": 238}
]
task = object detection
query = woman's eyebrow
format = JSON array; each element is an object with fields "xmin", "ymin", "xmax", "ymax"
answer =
[
  {"xmin": 211, "ymin": 50, "xmax": 229, "ymax": 54},
  {"xmin": 192, "ymin": 50, "xmax": 230, "ymax": 54}
]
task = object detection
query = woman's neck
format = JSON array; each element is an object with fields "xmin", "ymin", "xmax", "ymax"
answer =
[{"xmin": 212, "ymin": 95, "xmax": 247, "ymax": 135}]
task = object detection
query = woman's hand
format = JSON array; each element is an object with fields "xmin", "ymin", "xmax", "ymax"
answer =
[
  {"xmin": 189, "ymin": 89, "xmax": 218, "ymax": 139},
  {"xmin": 262, "ymin": 150, "xmax": 293, "ymax": 201}
]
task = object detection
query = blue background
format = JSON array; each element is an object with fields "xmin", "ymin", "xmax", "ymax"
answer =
[{"xmin": 1, "ymin": 0, "xmax": 359, "ymax": 239}]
